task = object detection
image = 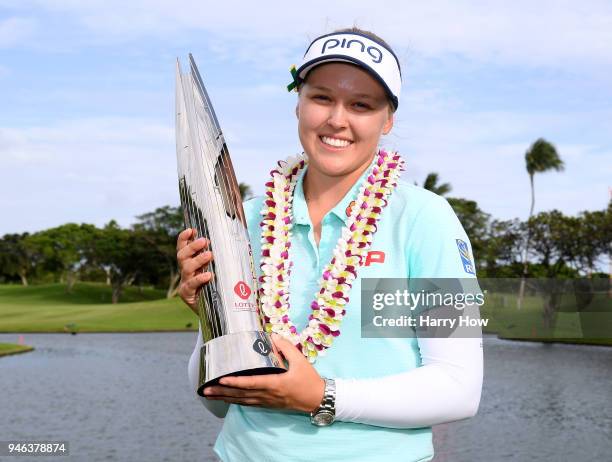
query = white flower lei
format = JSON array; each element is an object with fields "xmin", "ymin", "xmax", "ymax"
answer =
[{"xmin": 258, "ymin": 149, "xmax": 404, "ymax": 362}]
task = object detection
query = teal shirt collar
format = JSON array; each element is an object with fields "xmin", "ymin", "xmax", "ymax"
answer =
[{"xmin": 292, "ymin": 157, "xmax": 376, "ymax": 227}]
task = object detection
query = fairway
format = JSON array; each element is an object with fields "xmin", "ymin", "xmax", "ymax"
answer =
[
  {"xmin": 0, "ymin": 283, "xmax": 609, "ymax": 345},
  {"xmin": 480, "ymin": 290, "xmax": 612, "ymax": 346},
  {"xmin": 0, "ymin": 283, "xmax": 198, "ymax": 333}
]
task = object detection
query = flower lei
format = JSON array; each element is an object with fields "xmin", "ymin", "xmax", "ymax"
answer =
[{"xmin": 258, "ymin": 149, "xmax": 404, "ymax": 362}]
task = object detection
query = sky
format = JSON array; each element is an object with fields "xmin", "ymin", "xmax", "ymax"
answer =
[{"xmin": 0, "ymin": 0, "xmax": 611, "ymax": 235}]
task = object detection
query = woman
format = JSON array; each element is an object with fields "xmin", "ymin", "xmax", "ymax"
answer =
[{"xmin": 177, "ymin": 27, "xmax": 483, "ymax": 462}]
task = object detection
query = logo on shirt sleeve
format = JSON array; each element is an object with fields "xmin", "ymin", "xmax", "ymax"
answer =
[{"xmin": 456, "ymin": 239, "xmax": 475, "ymax": 275}]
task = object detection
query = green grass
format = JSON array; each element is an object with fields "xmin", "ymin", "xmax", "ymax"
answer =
[
  {"xmin": 1, "ymin": 283, "xmax": 610, "ymax": 346},
  {"xmin": 0, "ymin": 283, "xmax": 198, "ymax": 333},
  {"xmin": 0, "ymin": 343, "xmax": 34, "ymax": 357},
  {"xmin": 480, "ymin": 292, "xmax": 612, "ymax": 346},
  {"xmin": 0, "ymin": 282, "xmax": 167, "ymax": 305}
]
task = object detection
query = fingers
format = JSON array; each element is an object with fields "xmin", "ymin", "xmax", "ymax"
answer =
[
  {"xmin": 270, "ymin": 333, "xmax": 304, "ymax": 364},
  {"xmin": 181, "ymin": 250, "xmax": 214, "ymax": 275},
  {"xmin": 205, "ymin": 385, "xmax": 262, "ymax": 396},
  {"xmin": 176, "ymin": 228, "xmax": 194, "ymax": 252},
  {"xmin": 180, "ymin": 272, "xmax": 213, "ymax": 294},
  {"xmin": 178, "ymin": 273, "xmax": 213, "ymax": 311},
  {"xmin": 176, "ymin": 229, "xmax": 215, "ymax": 312},
  {"xmin": 204, "ymin": 385, "xmax": 269, "ymax": 406},
  {"xmin": 177, "ymin": 236, "xmax": 210, "ymax": 264},
  {"xmin": 207, "ymin": 396, "xmax": 261, "ymax": 407},
  {"xmin": 218, "ymin": 374, "xmax": 278, "ymax": 390}
]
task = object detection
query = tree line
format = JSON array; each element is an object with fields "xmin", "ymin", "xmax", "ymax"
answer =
[
  {"xmin": 0, "ymin": 207, "xmax": 183, "ymax": 304},
  {"xmin": 2, "ymin": 191, "xmax": 609, "ymax": 303},
  {"xmin": 421, "ymin": 172, "xmax": 610, "ymax": 275}
]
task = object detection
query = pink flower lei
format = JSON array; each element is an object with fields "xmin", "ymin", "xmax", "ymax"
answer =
[{"xmin": 258, "ymin": 149, "xmax": 404, "ymax": 362}]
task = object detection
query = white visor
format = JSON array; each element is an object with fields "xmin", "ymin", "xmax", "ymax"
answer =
[{"xmin": 295, "ymin": 32, "xmax": 402, "ymax": 110}]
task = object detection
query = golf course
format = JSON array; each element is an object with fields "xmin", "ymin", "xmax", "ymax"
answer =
[
  {"xmin": 0, "ymin": 282, "xmax": 198, "ymax": 334},
  {"xmin": 0, "ymin": 281, "xmax": 609, "ymax": 346},
  {"xmin": 479, "ymin": 289, "xmax": 612, "ymax": 346}
]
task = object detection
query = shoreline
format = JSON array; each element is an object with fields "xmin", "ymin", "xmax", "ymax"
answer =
[
  {"xmin": 0, "ymin": 329, "xmax": 198, "ymax": 334},
  {"xmin": 494, "ymin": 335, "xmax": 612, "ymax": 347},
  {"xmin": 0, "ymin": 330, "xmax": 609, "ymax": 347},
  {"xmin": 0, "ymin": 343, "xmax": 35, "ymax": 357}
]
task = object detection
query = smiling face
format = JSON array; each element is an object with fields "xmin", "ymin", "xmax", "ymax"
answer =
[{"xmin": 296, "ymin": 63, "xmax": 394, "ymax": 180}]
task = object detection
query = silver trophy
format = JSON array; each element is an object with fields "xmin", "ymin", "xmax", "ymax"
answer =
[{"xmin": 175, "ymin": 54, "xmax": 285, "ymax": 397}]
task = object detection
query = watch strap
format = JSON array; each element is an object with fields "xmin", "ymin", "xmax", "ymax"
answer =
[{"xmin": 310, "ymin": 377, "xmax": 336, "ymax": 425}]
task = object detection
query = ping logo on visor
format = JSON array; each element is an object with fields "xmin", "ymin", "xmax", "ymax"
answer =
[
  {"xmin": 456, "ymin": 239, "xmax": 476, "ymax": 275},
  {"xmin": 320, "ymin": 37, "xmax": 384, "ymax": 64},
  {"xmin": 293, "ymin": 31, "xmax": 402, "ymax": 110}
]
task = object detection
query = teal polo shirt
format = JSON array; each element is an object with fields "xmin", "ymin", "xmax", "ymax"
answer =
[{"xmin": 214, "ymin": 156, "xmax": 476, "ymax": 462}]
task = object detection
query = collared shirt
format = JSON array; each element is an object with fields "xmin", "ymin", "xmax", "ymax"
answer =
[{"xmin": 213, "ymin": 156, "xmax": 476, "ymax": 462}]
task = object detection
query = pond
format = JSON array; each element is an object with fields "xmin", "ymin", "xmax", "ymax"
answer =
[{"xmin": 1, "ymin": 333, "xmax": 610, "ymax": 461}]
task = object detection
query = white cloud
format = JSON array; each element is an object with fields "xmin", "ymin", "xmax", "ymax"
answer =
[
  {"xmin": 0, "ymin": 101, "xmax": 609, "ymax": 237},
  {"xmin": 0, "ymin": 118, "xmax": 178, "ymax": 234},
  {"xmin": 394, "ymin": 103, "xmax": 612, "ymax": 220},
  {"xmin": 6, "ymin": 0, "xmax": 612, "ymax": 70},
  {"xmin": 0, "ymin": 0, "xmax": 610, "ymax": 234},
  {"xmin": 218, "ymin": 84, "xmax": 611, "ymax": 222},
  {"xmin": 0, "ymin": 16, "xmax": 36, "ymax": 47}
]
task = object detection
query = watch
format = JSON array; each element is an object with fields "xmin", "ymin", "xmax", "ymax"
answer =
[{"xmin": 310, "ymin": 378, "xmax": 336, "ymax": 426}]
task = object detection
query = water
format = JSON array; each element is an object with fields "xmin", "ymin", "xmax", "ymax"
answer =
[
  {"xmin": 434, "ymin": 336, "xmax": 612, "ymax": 462},
  {"xmin": 1, "ymin": 333, "xmax": 610, "ymax": 462},
  {"xmin": 0, "ymin": 333, "xmax": 222, "ymax": 462}
]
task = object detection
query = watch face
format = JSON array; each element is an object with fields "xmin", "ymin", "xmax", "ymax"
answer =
[{"xmin": 313, "ymin": 411, "xmax": 334, "ymax": 426}]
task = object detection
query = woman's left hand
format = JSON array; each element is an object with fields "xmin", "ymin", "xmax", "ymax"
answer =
[{"xmin": 203, "ymin": 333, "xmax": 325, "ymax": 413}]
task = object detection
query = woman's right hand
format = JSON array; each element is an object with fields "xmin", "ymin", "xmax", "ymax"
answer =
[{"xmin": 176, "ymin": 228, "xmax": 214, "ymax": 314}]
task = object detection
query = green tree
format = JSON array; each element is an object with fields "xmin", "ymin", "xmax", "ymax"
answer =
[
  {"xmin": 89, "ymin": 221, "xmax": 152, "ymax": 304},
  {"xmin": 573, "ymin": 205, "xmax": 612, "ymax": 275},
  {"xmin": 526, "ymin": 211, "xmax": 578, "ymax": 278},
  {"xmin": 479, "ymin": 219, "xmax": 523, "ymax": 277},
  {"xmin": 518, "ymin": 138, "xmax": 564, "ymax": 308},
  {"xmin": 521, "ymin": 208, "xmax": 611, "ymax": 328},
  {"xmin": 239, "ymin": 182, "xmax": 253, "ymax": 201},
  {"xmin": 525, "ymin": 139, "xmax": 565, "ymax": 219},
  {"xmin": 422, "ymin": 173, "xmax": 452, "ymax": 196},
  {"xmin": 25, "ymin": 224, "xmax": 97, "ymax": 292},
  {"xmin": 0, "ymin": 233, "xmax": 35, "ymax": 285},
  {"xmin": 522, "ymin": 211, "xmax": 572, "ymax": 328},
  {"xmin": 134, "ymin": 206, "xmax": 184, "ymax": 298}
]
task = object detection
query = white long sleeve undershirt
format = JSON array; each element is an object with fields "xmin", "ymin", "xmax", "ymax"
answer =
[
  {"xmin": 334, "ymin": 335, "xmax": 483, "ymax": 428},
  {"xmin": 188, "ymin": 322, "xmax": 483, "ymax": 427}
]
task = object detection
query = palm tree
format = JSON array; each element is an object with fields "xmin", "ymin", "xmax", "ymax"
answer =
[
  {"xmin": 525, "ymin": 139, "xmax": 564, "ymax": 219},
  {"xmin": 422, "ymin": 173, "xmax": 452, "ymax": 196},
  {"xmin": 238, "ymin": 182, "xmax": 253, "ymax": 201},
  {"xmin": 518, "ymin": 138, "xmax": 564, "ymax": 308}
]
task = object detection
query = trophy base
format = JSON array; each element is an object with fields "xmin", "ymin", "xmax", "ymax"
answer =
[{"xmin": 197, "ymin": 330, "xmax": 286, "ymax": 396}]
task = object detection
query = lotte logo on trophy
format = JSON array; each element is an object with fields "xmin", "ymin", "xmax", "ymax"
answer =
[{"xmin": 175, "ymin": 55, "xmax": 285, "ymax": 396}]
